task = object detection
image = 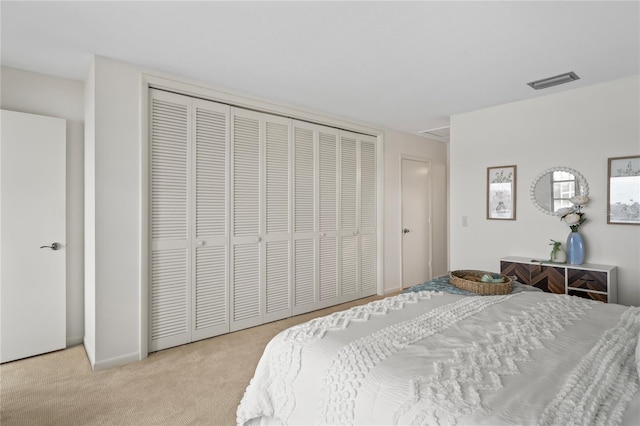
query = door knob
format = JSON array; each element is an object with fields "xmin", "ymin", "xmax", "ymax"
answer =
[
  {"xmin": 40, "ymin": 242, "xmax": 61, "ymax": 250},
  {"xmin": 403, "ymin": 228, "xmax": 410, "ymax": 234}
]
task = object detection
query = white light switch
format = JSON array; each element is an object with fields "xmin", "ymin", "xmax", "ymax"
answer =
[{"xmin": 462, "ymin": 216, "xmax": 468, "ymax": 227}]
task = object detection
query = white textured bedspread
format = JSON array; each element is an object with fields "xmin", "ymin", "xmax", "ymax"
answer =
[{"xmin": 237, "ymin": 291, "xmax": 640, "ymax": 425}]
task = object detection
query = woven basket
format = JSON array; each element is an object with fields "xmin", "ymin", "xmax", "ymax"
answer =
[{"xmin": 449, "ymin": 270, "xmax": 512, "ymax": 295}]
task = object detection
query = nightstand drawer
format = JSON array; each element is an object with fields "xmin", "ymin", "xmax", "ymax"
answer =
[
  {"xmin": 530, "ymin": 264, "xmax": 565, "ymax": 294},
  {"xmin": 568, "ymin": 289, "xmax": 608, "ymax": 303},
  {"xmin": 567, "ymin": 269, "xmax": 607, "ymax": 293},
  {"xmin": 500, "ymin": 261, "xmax": 531, "ymax": 285}
]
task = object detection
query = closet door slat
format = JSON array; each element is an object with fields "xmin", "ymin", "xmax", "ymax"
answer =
[
  {"xmin": 194, "ymin": 246, "xmax": 227, "ymax": 330},
  {"xmin": 266, "ymin": 241, "xmax": 290, "ymax": 314},
  {"xmin": 319, "ymin": 237, "xmax": 337, "ymax": 301},
  {"xmin": 294, "ymin": 127, "xmax": 314, "ymax": 233},
  {"xmin": 195, "ymin": 107, "xmax": 227, "ymax": 238},
  {"xmin": 341, "ymin": 235, "xmax": 358, "ymax": 295},
  {"xmin": 266, "ymin": 122, "xmax": 290, "ymax": 235},
  {"xmin": 151, "ymin": 98, "xmax": 189, "ymax": 240},
  {"xmin": 319, "ymin": 132, "xmax": 338, "ymax": 232},
  {"xmin": 360, "ymin": 234, "xmax": 376, "ymax": 293},
  {"xmin": 150, "ymin": 249, "xmax": 189, "ymax": 351},
  {"xmin": 341, "ymin": 136, "xmax": 357, "ymax": 230},
  {"xmin": 232, "ymin": 243, "xmax": 260, "ymax": 322},
  {"xmin": 294, "ymin": 239, "xmax": 315, "ymax": 307},
  {"xmin": 233, "ymin": 116, "xmax": 260, "ymax": 237},
  {"xmin": 360, "ymin": 140, "xmax": 376, "ymax": 230}
]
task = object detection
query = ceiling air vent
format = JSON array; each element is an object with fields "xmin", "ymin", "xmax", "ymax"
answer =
[
  {"xmin": 418, "ymin": 126, "xmax": 450, "ymax": 140},
  {"xmin": 527, "ymin": 71, "xmax": 580, "ymax": 90}
]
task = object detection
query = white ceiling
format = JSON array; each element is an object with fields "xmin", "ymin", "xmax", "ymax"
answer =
[{"xmin": 2, "ymin": 1, "xmax": 639, "ymax": 139}]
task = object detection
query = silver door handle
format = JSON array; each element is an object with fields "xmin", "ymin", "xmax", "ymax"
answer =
[
  {"xmin": 40, "ymin": 242, "xmax": 61, "ymax": 250},
  {"xmin": 403, "ymin": 228, "xmax": 410, "ymax": 234}
]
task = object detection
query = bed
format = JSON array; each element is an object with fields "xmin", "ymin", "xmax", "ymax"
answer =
[{"xmin": 237, "ymin": 280, "xmax": 640, "ymax": 425}]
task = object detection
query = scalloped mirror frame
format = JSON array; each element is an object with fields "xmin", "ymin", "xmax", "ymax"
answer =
[{"xmin": 530, "ymin": 166, "xmax": 589, "ymax": 215}]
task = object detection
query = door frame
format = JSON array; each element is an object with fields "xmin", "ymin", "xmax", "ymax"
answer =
[{"xmin": 399, "ymin": 155, "xmax": 433, "ymax": 288}]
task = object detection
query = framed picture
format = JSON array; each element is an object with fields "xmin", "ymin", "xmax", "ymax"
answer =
[
  {"xmin": 487, "ymin": 165, "xmax": 516, "ymax": 220},
  {"xmin": 607, "ymin": 155, "xmax": 640, "ymax": 225}
]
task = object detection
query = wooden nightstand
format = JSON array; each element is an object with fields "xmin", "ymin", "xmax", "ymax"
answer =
[{"xmin": 500, "ymin": 256, "xmax": 617, "ymax": 303}]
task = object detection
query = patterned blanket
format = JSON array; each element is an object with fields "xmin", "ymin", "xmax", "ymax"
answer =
[{"xmin": 237, "ymin": 291, "xmax": 639, "ymax": 425}]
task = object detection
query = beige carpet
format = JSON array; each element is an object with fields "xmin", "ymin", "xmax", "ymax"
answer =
[{"xmin": 0, "ymin": 294, "xmax": 388, "ymax": 425}]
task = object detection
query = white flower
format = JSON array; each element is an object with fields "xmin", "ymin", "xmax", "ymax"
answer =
[
  {"xmin": 564, "ymin": 212, "xmax": 581, "ymax": 225},
  {"xmin": 555, "ymin": 207, "xmax": 573, "ymax": 217},
  {"xmin": 570, "ymin": 195, "xmax": 589, "ymax": 206}
]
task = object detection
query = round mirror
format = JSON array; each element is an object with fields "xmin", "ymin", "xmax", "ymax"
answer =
[{"xmin": 530, "ymin": 167, "xmax": 589, "ymax": 215}]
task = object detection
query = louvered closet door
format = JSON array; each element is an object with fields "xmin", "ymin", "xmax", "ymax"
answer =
[
  {"xmin": 339, "ymin": 133, "xmax": 358, "ymax": 297},
  {"xmin": 263, "ymin": 116, "xmax": 291, "ymax": 323},
  {"xmin": 150, "ymin": 90, "xmax": 231, "ymax": 352},
  {"xmin": 359, "ymin": 137, "xmax": 377, "ymax": 294},
  {"xmin": 230, "ymin": 109, "xmax": 262, "ymax": 331},
  {"xmin": 150, "ymin": 90, "xmax": 377, "ymax": 349},
  {"xmin": 191, "ymin": 98, "xmax": 230, "ymax": 341},
  {"xmin": 291, "ymin": 121, "xmax": 341, "ymax": 315},
  {"xmin": 292, "ymin": 123, "xmax": 316, "ymax": 314},
  {"xmin": 317, "ymin": 128, "xmax": 340, "ymax": 308},
  {"xmin": 339, "ymin": 131, "xmax": 378, "ymax": 301},
  {"xmin": 230, "ymin": 108, "xmax": 292, "ymax": 331},
  {"xmin": 149, "ymin": 90, "xmax": 191, "ymax": 352}
]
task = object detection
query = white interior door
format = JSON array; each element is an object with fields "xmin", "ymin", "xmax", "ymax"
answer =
[
  {"xmin": 1, "ymin": 109, "xmax": 66, "ymax": 363},
  {"xmin": 401, "ymin": 158, "xmax": 431, "ymax": 288}
]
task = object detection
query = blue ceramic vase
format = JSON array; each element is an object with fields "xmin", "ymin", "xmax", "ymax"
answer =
[{"xmin": 566, "ymin": 231, "xmax": 585, "ymax": 265}]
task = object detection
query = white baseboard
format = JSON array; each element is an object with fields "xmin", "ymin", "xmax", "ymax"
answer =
[
  {"xmin": 83, "ymin": 339, "xmax": 95, "ymax": 367},
  {"xmin": 66, "ymin": 335, "xmax": 83, "ymax": 347},
  {"xmin": 91, "ymin": 351, "xmax": 140, "ymax": 371},
  {"xmin": 384, "ymin": 286, "xmax": 402, "ymax": 295}
]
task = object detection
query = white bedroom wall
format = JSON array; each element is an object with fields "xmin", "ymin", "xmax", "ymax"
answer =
[
  {"xmin": 1, "ymin": 66, "xmax": 85, "ymax": 347},
  {"xmin": 383, "ymin": 129, "xmax": 448, "ymax": 293},
  {"xmin": 450, "ymin": 75, "xmax": 640, "ymax": 306},
  {"xmin": 85, "ymin": 57, "xmax": 142, "ymax": 369},
  {"xmin": 84, "ymin": 60, "xmax": 96, "ymax": 366}
]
